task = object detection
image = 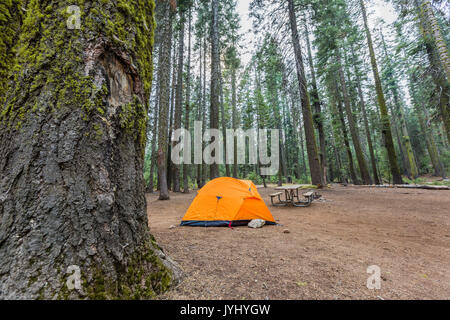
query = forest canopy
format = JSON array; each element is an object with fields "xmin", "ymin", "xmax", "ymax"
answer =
[{"xmin": 146, "ymin": 0, "xmax": 449, "ymax": 199}]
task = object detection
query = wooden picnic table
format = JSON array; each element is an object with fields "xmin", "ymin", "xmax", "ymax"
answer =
[
  {"xmin": 275, "ymin": 185, "xmax": 303, "ymax": 203},
  {"xmin": 271, "ymin": 185, "xmax": 317, "ymax": 207}
]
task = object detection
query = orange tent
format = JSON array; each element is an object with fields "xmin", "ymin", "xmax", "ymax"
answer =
[{"xmin": 181, "ymin": 177, "xmax": 276, "ymax": 227}]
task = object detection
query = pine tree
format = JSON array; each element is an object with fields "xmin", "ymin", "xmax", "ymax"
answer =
[{"xmin": 359, "ymin": 0, "xmax": 403, "ymax": 184}]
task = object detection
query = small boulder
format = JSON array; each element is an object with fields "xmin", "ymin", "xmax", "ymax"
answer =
[
  {"xmin": 169, "ymin": 225, "xmax": 177, "ymax": 229},
  {"xmin": 248, "ymin": 219, "xmax": 265, "ymax": 229},
  {"xmin": 283, "ymin": 229, "xmax": 290, "ymax": 234}
]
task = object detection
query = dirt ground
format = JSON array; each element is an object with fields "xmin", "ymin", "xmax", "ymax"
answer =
[{"xmin": 146, "ymin": 185, "xmax": 450, "ymax": 300}]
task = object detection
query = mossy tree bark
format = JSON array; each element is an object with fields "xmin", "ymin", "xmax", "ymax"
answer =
[
  {"xmin": 420, "ymin": 1, "xmax": 450, "ymax": 83},
  {"xmin": 414, "ymin": 0, "xmax": 450, "ymax": 144},
  {"xmin": 0, "ymin": 0, "xmax": 180, "ymax": 299},
  {"xmin": 0, "ymin": 0, "xmax": 21, "ymax": 102},
  {"xmin": 359, "ymin": 0, "xmax": 403, "ymax": 184},
  {"xmin": 287, "ymin": 0, "xmax": 324, "ymax": 186}
]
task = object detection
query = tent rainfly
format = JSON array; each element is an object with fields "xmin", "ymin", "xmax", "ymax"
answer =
[{"xmin": 181, "ymin": 177, "xmax": 276, "ymax": 227}]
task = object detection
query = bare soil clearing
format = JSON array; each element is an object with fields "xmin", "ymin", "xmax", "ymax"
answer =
[{"xmin": 147, "ymin": 185, "xmax": 450, "ymax": 300}]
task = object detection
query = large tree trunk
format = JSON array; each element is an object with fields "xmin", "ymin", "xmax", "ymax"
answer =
[
  {"xmin": 0, "ymin": 0, "xmax": 180, "ymax": 299},
  {"xmin": 304, "ymin": 23, "xmax": 327, "ymax": 184},
  {"xmin": 420, "ymin": 1, "xmax": 450, "ymax": 83},
  {"xmin": 289, "ymin": 91, "xmax": 303, "ymax": 180},
  {"xmin": 172, "ymin": 10, "xmax": 185, "ymax": 193},
  {"xmin": 287, "ymin": 0, "xmax": 324, "ymax": 186},
  {"xmin": 0, "ymin": 0, "xmax": 21, "ymax": 102},
  {"xmin": 201, "ymin": 36, "xmax": 207, "ymax": 187},
  {"xmin": 231, "ymin": 66, "xmax": 238, "ymax": 179},
  {"xmin": 157, "ymin": 1, "xmax": 174, "ymax": 200},
  {"xmin": 209, "ymin": 0, "xmax": 220, "ymax": 180},
  {"xmin": 183, "ymin": 7, "xmax": 192, "ymax": 194},
  {"xmin": 219, "ymin": 63, "xmax": 231, "ymax": 177},
  {"xmin": 359, "ymin": 0, "xmax": 403, "ymax": 184},
  {"xmin": 351, "ymin": 49, "xmax": 381, "ymax": 185},
  {"xmin": 147, "ymin": 87, "xmax": 159, "ymax": 193},
  {"xmin": 335, "ymin": 88, "xmax": 359, "ymax": 185},
  {"xmin": 196, "ymin": 34, "xmax": 204, "ymax": 189},
  {"xmin": 167, "ymin": 47, "xmax": 177, "ymax": 191},
  {"xmin": 254, "ymin": 67, "xmax": 268, "ymax": 187}
]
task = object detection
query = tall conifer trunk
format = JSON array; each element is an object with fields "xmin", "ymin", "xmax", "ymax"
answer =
[
  {"xmin": 209, "ymin": 0, "xmax": 220, "ymax": 180},
  {"xmin": 287, "ymin": 0, "xmax": 324, "ymax": 186},
  {"xmin": 359, "ymin": 0, "xmax": 403, "ymax": 184},
  {"xmin": 336, "ymin": 50, "xmax": 372, "ymax": 185}
]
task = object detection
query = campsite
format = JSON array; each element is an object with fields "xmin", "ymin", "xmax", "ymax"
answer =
[
  {"xmin": 149, "ymin": 183, "xmax": 450, "ymax": 300},
  {"xmin": 0, "ymin": 0, "xmax": 449, "ymax": 302}
]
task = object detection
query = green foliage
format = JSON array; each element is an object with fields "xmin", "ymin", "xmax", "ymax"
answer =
[{"xmin": 1, "ymin": 0, "xmax": 155, "ymax": 153}]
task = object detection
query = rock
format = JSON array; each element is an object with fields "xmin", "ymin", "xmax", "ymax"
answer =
[
  {"xmin": 248, "ymin": 219, "xmax": 265, "ymax": 229},
  {"xmin": 169, "ymin": 225, "xmax": 177, "ymax": 229},
  {"xmin": 283, "ymin": 229, "xmax": 290, "ymax": 234}
]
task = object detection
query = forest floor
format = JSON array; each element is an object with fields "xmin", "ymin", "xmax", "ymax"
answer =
[{"xmin": 146, "ymin": 184, "xmax": 450, "ymax": 300}]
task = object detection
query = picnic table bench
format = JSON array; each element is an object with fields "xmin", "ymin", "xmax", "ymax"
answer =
[{"xmin": 270, "ymin": 185, "xmax": 321, "ymax": 207}]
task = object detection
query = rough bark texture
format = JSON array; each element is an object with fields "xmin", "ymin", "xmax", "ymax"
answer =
[
  {"xmin": 359, "ymin": 0, "xmax": 403, "ymax": 184},
  {"xmin": 287, "ymin": 0, "xmax": 324, "ymax": 186},
  {"xmin": 420, "ymin": 1, "xmax": 450, "ymax": 82},
  {"xmin": 0, "ymin": 0, "xmax": 21, "ymax": 102},
  {"xmin": 172, "ymin": 9, "xmax": 185, "ymax": 193},
  {"xmin": 157, "ymin": 0, "xmax": 173, "ymax": 200},
  {"xmin": 209, "ymin": 0, "xmax": 220, "ymax": 180},
  {"xmin": 0, "ymin": 0, "xmax": 181, "ymax": 299}
]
